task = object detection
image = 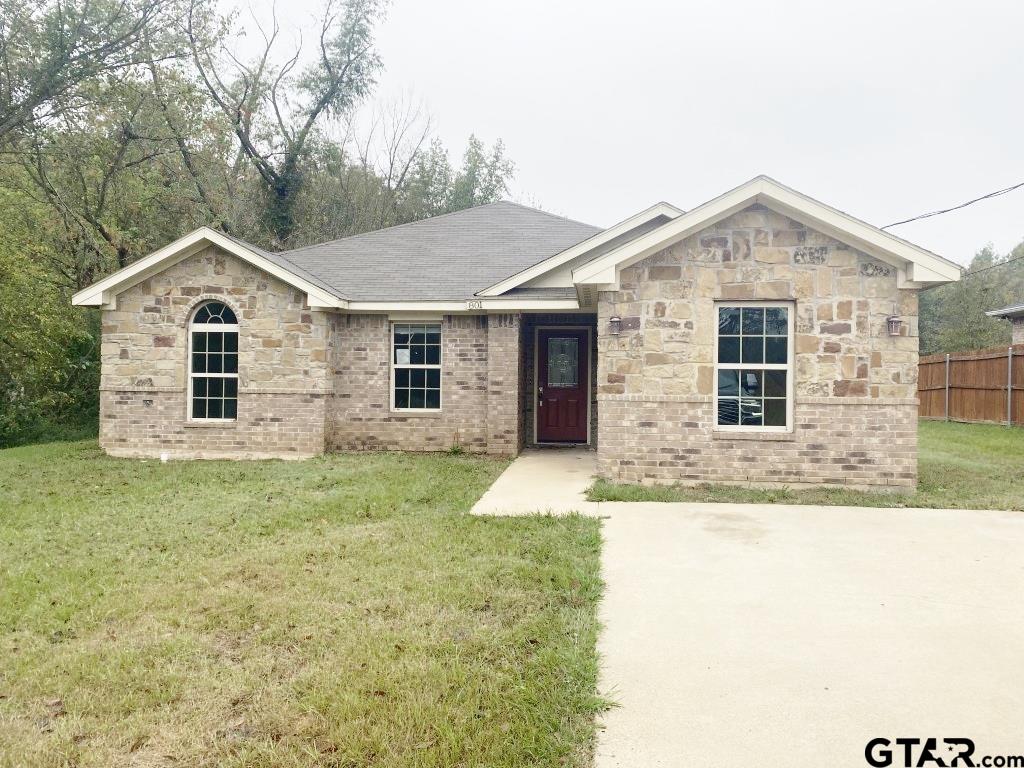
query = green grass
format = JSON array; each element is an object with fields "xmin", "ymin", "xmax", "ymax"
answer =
[
  {"xmin": 0, "ymin": 441, "xmax": 604, "ymax": 767},
  {"xmin": 589, "ymin": 420, "xmax": 1024, "ymax": 510}
]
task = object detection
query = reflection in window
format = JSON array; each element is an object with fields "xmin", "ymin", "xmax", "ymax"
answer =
[
  {"xmin": 190, "ymin": 301, "xmax": 239, "ymax": 420},
  {"xmin": 715, "ymin": 304, "xmax": 791, "ymax": 429},
  {"xmin": 547, "ymin": 337, "xmax": 579, "ymax": 388},
  {"xmin": 392, "ymin": 323, "xmax": 441, "ymax": 410}
]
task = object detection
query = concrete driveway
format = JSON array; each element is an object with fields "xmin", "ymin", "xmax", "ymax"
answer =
[{"xmin": 595, "ymin": 502, "xmax": 1024, "ymax": 767}]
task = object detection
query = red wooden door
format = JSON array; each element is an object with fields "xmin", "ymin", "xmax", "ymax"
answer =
[{"xmin": 537, "ymin": 329, "xmax": 589, "ymax": 443}]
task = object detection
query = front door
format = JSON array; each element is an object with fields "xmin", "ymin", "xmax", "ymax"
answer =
[{"xmin": 537, "ymin": 328, "xmax": 589, "ymax": 443}]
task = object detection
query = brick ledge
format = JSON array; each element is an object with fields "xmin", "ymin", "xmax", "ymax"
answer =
[{"xmin": 597, "ymin": 394, "xmax": 917, "ymax": 406}]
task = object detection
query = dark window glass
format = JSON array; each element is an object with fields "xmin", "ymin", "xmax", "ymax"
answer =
[
  {"xmin": 764, "ymin": 399, "xmax": 786, "ymax": 426},
  {"xmin": 224, "ymin": 354, "xmax": 238, "ymax": 374},
  {"xmin": 395, "ymin": 389, "xmax": 409, "ymax": 409},
  {"xmin": 192, "ymin": 332, "xmax": 207, "ymax": 352},
  {"xmin": 740, "ymin": 370, "xmax": 762, "ymax": 397},
  {"xmin": 209, "ymin": 378, "xmax": 223, "ymax": 398},
  {"xmin": 224, "ymin": 398, "xmax": 238, "ymax": 419},
  {"xmin": 717, "ymin": 399, "xmax": 739, "ymax": 425},
  {"xmin": 765, "ymin": 337, "xmax": 788, "ymax": 364},
  {"xmin": 765, "ymin": 307, "xmax": 788, "ymax": 335},
  {"xmin": 193, "ymin": 378, "xmax": 207, "ymax": 397},
  {"xmin": 207, "ymin": 354, "xmax": 223, "ymax": 374},
  {"xmin": 718, "ymin": 336, "xmax": 740, "ymax": 364},
  {"xmin": 396, "ymin": 368, "xmax": 409, "ymax": 387},
  {"xmin": 190, "ymin": 303, "xmax": 238, "ymax": 421},
  {"xmin": 411, "ymin": 369, "xmax": 426, "ymax": 388},
  {"xmin": 208, "ymin": 333, "xmax": 223, "ymax": 353},
  {"xmin": 741, "ymin": 337, "xmax": 763, "ymax": 364},
  {"xmin": 427, "ymin": 369, "xmax": 440, "ymax": 388},
  {"xmin": 717, "ymin": 369, "xmax": 738, "ymax": 397},
  {"xmin": 393, "ymin": 323, "xmax": 442, "ymax": 409},
  {"xmin": 192, "ymin": 399, "xmax": 206, "ymax": 419},
  {"xmin": 425, "ymin": 345, "xmax": 441, "ymax": 365},
  {"xmin": 740, "ymin": 398, "xmax": 762, "ymax": 426},
  {"xmin": 764, "ymin": 370, "xmax": 787, "ymax": 398},
  {"xmin": 718, "ymin": 307, "xmax": 740, "ymax": 335},
  {"xmin": 741, "ymin": 307, "xmax": 764, "ymax": 334},
  {"xmin": 547, "ymin": 337, "xmax": 579, "ymax": 388},
  {"xmin": 410, "ymin": 345, "xmax": 425, "ymax": 364},
  {"xmin": 207, "ymin": 399, "xmax": 223, "ymax": 419},
  {"xmin": 410, "ymin": 389, "xmax": 425, "ymax": 409},
  {"xmin": 425, "ymin": 389, "xmax": 440, "ymax": 409},
  {"xmin": 192, "ymin": 353, "xmax": 206, "ymax": 373}
]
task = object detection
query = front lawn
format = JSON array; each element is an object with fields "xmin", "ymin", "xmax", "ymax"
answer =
[
  {"xmin": 0, "ymin": 442, "xmax": 603, "ymax": 767},
  {"xmin": 589, "ymin": 420, "xmax": 1024, "ymax": 510}
]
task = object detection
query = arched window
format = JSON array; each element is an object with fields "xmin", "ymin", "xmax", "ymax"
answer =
[{"xmin": 189, "ymin": 301, "xmax": 239, "ymax": 420}]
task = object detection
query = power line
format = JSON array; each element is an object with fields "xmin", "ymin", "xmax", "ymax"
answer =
[
  {"xmin": 882, "ymin": 180, "xmax": 1024, "ymax": 229},
  {"xmin": 959, "ymin": 251, "xmax": 1024, "ymax": 278}
]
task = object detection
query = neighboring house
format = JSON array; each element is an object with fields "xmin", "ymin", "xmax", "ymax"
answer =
[
  {"xmin": 73, "ymin": 176, "xmax": 960, "ymax": 488},
  {"xmin": 985, "ymin": 304, "xmax": 1024, "ymax": 344}
]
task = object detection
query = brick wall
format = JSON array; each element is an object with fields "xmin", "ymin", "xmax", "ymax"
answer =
[
  {"xmin": 327, "ymin": 313, "xmax": 522, "ymax": 455},
  {"xmin": 99, "ymin": 247, "xmax": 329, "ymax": 459},
  {"xmin": 597, "ymin": 204, "xmax": 921, "ymax": 489}
]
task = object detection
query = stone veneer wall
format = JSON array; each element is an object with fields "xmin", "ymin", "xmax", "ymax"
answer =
[
  {"xmin": 99, "ymin": 247, "xmax": 330, "ymax": 458},
  {"xmin": 327, "ymin": 313, "xmax": 522, "ymax": 455},
  {"xmin": 597, "ymin": 204, "xmax": 920, "ymax": 489}
]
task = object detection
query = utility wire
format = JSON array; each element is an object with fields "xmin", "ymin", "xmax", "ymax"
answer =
[{"xmin": 882, "ymin": 180, "xmax": 1024, "ymax": 229}]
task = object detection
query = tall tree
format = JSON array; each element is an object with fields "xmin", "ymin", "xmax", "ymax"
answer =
[{"xmin": 187, "ymin": 0, "xmax": 383, "ymax": 245}]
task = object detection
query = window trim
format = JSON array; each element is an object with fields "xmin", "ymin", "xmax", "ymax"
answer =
[
  {"xmin": 390, "ymin": 321, "xmax": 443, "ymax": 413},
  {"xmin": 187, "ymin": 303, "xmax": 240, "ymax": 423},
  {"xmin": 712, "ymin": 300, "xmax": 795, "ymax": 433}
]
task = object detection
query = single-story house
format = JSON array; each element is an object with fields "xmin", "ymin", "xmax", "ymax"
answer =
[
  {"xmin": 986, "ymin": 303, "xmax": 1024, "ymax": 344},
  {"xmin": 73, "ymin": 176, "xmax": 961, "ymax": 488}
]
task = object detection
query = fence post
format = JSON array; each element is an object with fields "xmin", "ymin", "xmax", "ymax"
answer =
[
  {"xmin": 1009, "ymin": 346, "xmax": 1014, "ymax": 427},
  {"xmin": 944, "ymin": 353, "xmax": 950, "ymax": 422}
]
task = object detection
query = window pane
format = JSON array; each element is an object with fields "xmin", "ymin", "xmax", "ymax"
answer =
[
  {"xmin": 194, "ymin": 305, "xmax": 211, "ymax": 323},
  {"xmin": 208, "ymin": 378, "xmax": 223, "ymax": 397},
  {"xmin": 224, "ymin": 398, "xmax": 238, "ymax": 419},
  {"xmin": 192, "ymin": 353, "xmax": 206, "ymax": 373},
  {"xmin": 718, "ymin": 307, "xmax": 740, "ymax": 335},
  {"xmin": 741, "ymin": 337, "xmax": 763, "ymax": 364},
  {"xmin": 411, "ymin": 369, "xmax": 426, "ymax": 388},
  {"xmin": 208, "ymin": 399, "xmax": 223, "ymax": 419},
  {"xmin": 717, "ymin": 369, "xmax": 738, "ymax": 397},
  {"xmin": 193, "ymin": 378, "xmax": 207, "ymax": 397},
  {"xmin": 765, "ymin": 307, "xmax": 788, "ymax": 335},
  {"xmin": 396, "ymin": 368, "xmax": 409, "ymax": 387},
  {"xmin": 225, "ymin": 378, "xmax": 238, "ymax": 397},
  {"xmin": 764, "ymin": 398, "xmax": 787, "ymax": 426},
  {"xmin": 717, "ymin": 398, "xmax": 739, "ymax": 425},
  {"xmin": 410, "ymin": 345, "xmax": 425, "ymax": 364},
  {"xmin": 207, "ymin": 354, "xmax": 223, "ymax": 374},
  {"xmin": 741, "ymin": 307, "xmax": 764, "ymax": 335},
  {"xmin": 192, "ymin": 332, "xmax": 207, "ymax": 352},
  {"xmin": 410, "ymin": 330, "xmax": 426, "ymax": 345},
  {"xmin": 740, "ymin": 398, "xmax": 763, "ymax": 426},
  {"xmin": 426, "ymin": 330, "xmax": 441, "ymax": 345},
  {"xmin": 426, "ymin": 368, "xmax": 440, "ymax": 388},
  {"xmin": 410, "ymin": 389, "xmax": 425, "ymax": 409},
  {"xmin": 394, "ymin": 330, "xmax": 409, "ymax": 346},
  {"xmin": 192, "ymin": 398, "xmax": 206, "ymax": 419},
  {"xmin": 225, "ymin": 333, "xmax": 238, "ymax": 353},
  {"xmin": 425, "ymin": 389, "xmax": 440, "ymax": 409},
  {"xmin": 425, "ymin": 345, "xmax": 440, "ymax": 365},
  {"xmin": 224, "ymin": 354, "xmax": 238, "ymax": 374},
  {"xmin": 718, "ymin": 336, "xmax": 740, "ymax": 364},
  {"xmin": 395, "ymin": 389, "xmax": 409, "ymax": 409},
  {"xmin": 208, "ymin": 333, "xmax": 223, "ymax": 353},
  {"xmin": 547, "ymin": 337, "xmax": 579, "ymax": 387},
  {"xmin": 765, "ymin": 337, "xmax": 788, "ymax": 364},
  {"xmin": 739, "ymin": 370, "xmax": 762, "ymax": 396},
  {"xmin": 764, "ymin": 370, "xmax": 787, "ymax": 398}
]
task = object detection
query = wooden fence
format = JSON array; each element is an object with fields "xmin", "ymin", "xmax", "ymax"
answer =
[{"xmin": 918, "ymin": 344, "xmax": 1024, "ymax": 425}]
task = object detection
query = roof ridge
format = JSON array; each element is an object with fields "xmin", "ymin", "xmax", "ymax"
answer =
[{"xmin": 279, "ymin": 200, "xmax": 599, "ymax": 258}]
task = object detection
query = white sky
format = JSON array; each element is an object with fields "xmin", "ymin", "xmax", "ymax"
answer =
[{"xmin": 239, "ymin": 0, "xmax": 1024, "ymax": 266}]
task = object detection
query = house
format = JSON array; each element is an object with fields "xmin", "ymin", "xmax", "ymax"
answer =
[
  {"xmin": 72, "ymin": 176, "xmax": 961, "ymax": 489},
  {"xmin": 985, "ymin": 304, "xmax": 1024, "ymax": 344}
]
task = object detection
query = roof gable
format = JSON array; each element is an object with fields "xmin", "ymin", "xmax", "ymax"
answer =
[{"xmin": 572, "ymin": 176, "xmax": 962, "ymax": 289}]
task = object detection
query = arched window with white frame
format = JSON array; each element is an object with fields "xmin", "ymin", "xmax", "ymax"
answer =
[{"xmin": 188, "ymin": 301, "xmax": 239, "ymax": 420}]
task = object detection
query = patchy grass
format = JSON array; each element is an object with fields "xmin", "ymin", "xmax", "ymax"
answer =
[
  {"xmin": 589, "ymin": 420, "xmax": 1024, "ymax": 511},
  {"xmin": 0, "ymin": 441, "xmax": 604, "ymax": 767}
]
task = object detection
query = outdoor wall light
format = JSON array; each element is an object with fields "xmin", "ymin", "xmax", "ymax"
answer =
[
  {"xmin": 609, "ymin": 315, "xmax": 622, "ymax": 335},
  {"xmin": 886, "ymin": 315, "xmax": 903, "ymax": 336}
]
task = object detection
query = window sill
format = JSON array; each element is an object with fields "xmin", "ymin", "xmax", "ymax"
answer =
[
  {"xmin": 184, "ymin": 420, "xmax": 239, "ymax": 429},
  {"xmin": 712, "ymin": 429, "xmax": 796, "ymax": 442},
  {"xmin": 389, "ymin": 410, "xmax": 444, "ymax": 418}
]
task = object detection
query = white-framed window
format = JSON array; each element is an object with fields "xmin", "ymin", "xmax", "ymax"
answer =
[
  {"xmin": 713, "ymin": 301, "xmax": 794, "ymax": 431},
  {"xmin": 188, "ymin": 301, "xmax": 239, "ymax": 420},
  {"xmin": 391, "ymin": 322, "xmax": 441, "ymax": 411}
]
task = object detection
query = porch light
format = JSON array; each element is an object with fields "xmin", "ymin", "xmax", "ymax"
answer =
[
  {"xmin": 886, "ymin": 315, "xmax": 903, "ymax": 336},
  {"xmin": 609, "ymin": 315, "xmax": 622, "ymax": 335}
]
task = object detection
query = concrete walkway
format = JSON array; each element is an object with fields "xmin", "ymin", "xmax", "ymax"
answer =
[
  {"xmin": 469, "ymin": 455, "xmax": 1024, "ymax": 767},
  {"xmin": 470, "ymin": 448, "xmax": 599, "ymax": 515}
]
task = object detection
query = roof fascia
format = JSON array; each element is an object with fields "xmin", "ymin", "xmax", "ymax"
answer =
[{"xmin": 476, "ymin": 202, "xmax": 682, "ymax": 297}]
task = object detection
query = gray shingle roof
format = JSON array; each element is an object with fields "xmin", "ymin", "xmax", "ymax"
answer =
[{"xmin": 274, "ymin": 201, "xmax": 601, "ymax": 301}]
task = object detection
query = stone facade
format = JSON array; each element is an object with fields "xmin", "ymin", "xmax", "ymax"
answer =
[
  {"xmin": 98, "ymin": 248, "xmax": 523, "ymax": 458},
  {"xmin": 597, "ymin": 204, "xmax": 920, "ymax": 489},
  {"xmin": 99, "ymin": 247, "xmax": 330, "ymax": 458}
]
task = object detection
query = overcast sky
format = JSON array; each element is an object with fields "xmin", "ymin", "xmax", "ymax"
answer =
[{"xmin": 243, "ymin": 0, "xmax": 1024, "ymax": 266}]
